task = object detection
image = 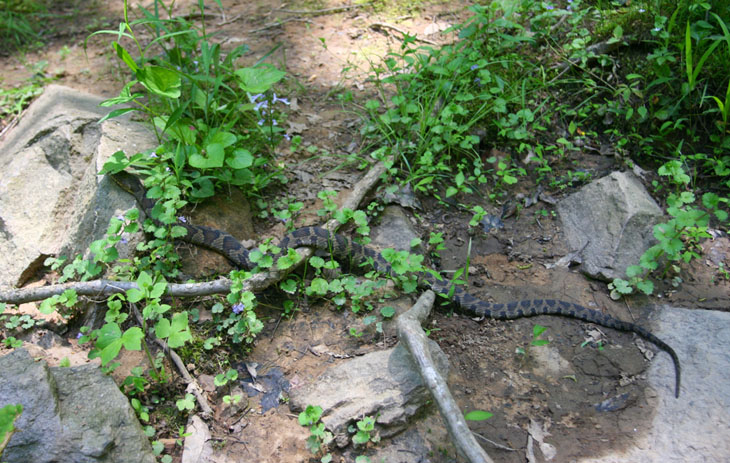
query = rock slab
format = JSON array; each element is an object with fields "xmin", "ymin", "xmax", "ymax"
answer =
[
  {"xmin": 289, "ymin": 342, "xmax": 450, "ymax": 447},
  {"xmin": 0, "ymin": 85, "xmax": 156, "ymax": 288},
  {"xmin": 580, "ymin": 306, "xmax": 730, "ymax": 462},
  {"xmin": 0, "ymin": 348, "xmax": 156, "ymax": 463},
  {"xmin": 557, "ymin": 171, "xmax": 663, "ymax": 281}
]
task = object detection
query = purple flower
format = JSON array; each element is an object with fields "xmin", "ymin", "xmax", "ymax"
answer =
[
  {"xmin": 116, "ymin": 215, "xmax": 124, "ymax": 221},
  {"xmin": 470, "ymin": 64, "xmax": 479, "ymax": 71},
  {"xmin": 232, "ymin": 303, "xmax": 245, "ymax": 314},
  {"xmin": 120, "ymin": 237, "xmax": 129, "ymax": 245},
  {"xmin": 254, "ymin": 100, "xmax": 268, "ymax": 112},
  {"xmin": 474, "ymin": 78, "xmax": 481, "ymax": 84},
  {"xmin": 178, "ymin": 216, "xmax": 187, "ymax": 223},
  {"xmin": 283, "ymin": 133, "xmax": 291, "ymax": 141},
  {"xmin": 545, "ymin": 4, "xmax": 554, "ymax": 9},
  {"xmin": 272, "ymin": 119, "xmax": 278, "ymax": 126},
  {"xmin": 149, "ymin": 152, "xmax": 158, "ymax": 158},
  {"xmin": 273, "ymin": 93, "xmax": 290, "ymax": 105},
  {"xmin": 76, "ymin": 332, "xmax": 83, "ymax": 339},
  {"xmin": 249, "ymin": 93, "xmax": 264, "ymax": 103},
  {"xmin": 258, "ymin": 119, "xmax": 265, "ymax": 126}
]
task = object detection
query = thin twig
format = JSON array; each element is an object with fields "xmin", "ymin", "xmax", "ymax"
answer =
[
  {"xmin": 473, "ymin": 432, "xmax": 517, "ymax": 452},
  {"xmin": 130, "ymin": 302, "xmax": 215, "ymax": 417},
  {"xmin": 279, "ymin": 3, "xmax": 370, "ymax": 15},
  {"xmin": 369, "ymin": 22, "xmax": 438, "ymax": 45},
  {"xmin": 250, "ymin": 17, "xmax": 313, "ymax": 33}
]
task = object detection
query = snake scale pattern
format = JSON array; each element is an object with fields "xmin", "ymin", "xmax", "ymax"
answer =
[{"xmin": 112, "ymin": 171, "xmax": 681, "ymax": 398}]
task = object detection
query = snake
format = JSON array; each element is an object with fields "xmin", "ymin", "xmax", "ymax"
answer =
[{"xmin": 111, "ymin": 171, "xmax": 681, "ymax": 398}]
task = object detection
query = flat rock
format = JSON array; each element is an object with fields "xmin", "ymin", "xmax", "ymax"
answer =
[
  {"xmin": 0, "ymin": 85, "xmax": 156, "ymax": 287},
  {"xmin": 580, "ymin": 306, "xmax": 730, "ymax": 462},
  {"xmin": 557, "ymin": 171, "xmax": 663, "ymax": 281},
  {"xmin": 289, "ymin": 342, "xmax": 450, "ymax": 447},
  {"xmin": 0, "ymin": 348, "xmax": 156, "ymax": 463}
]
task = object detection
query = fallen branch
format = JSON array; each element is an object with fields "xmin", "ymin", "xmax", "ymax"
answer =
[
  {"xmin": 249, "ymin": 17, "xmax": 313, "ymax": 33},
  {"xmin": 397, "ymin": 290, "xmax": 494, "ymax": 463},
  {"xmin": 0, "ymin": 162, "xmax": 387, "ymax": 305},
  {"xmin": 369, "ymin": 22, "xmax": 438, "ymax": 46},
  {"xmin": 279, "ymin": 3, "xmax": 370, "ymax": 15},
  {"xmin": 128, "ymin": 303, "xmax": 214, "ymax": 417}
]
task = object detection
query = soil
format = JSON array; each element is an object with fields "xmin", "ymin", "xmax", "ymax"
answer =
[{"xmin": 2, "ymin": 1, "xmax": 729, "ymax": 462}]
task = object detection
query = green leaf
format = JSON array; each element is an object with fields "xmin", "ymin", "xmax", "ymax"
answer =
[
  {"xmin": 636, "ymin": 280, "xmax": 654, "ymax": 295},
  {"xmin": 464, "ymin": 410, "xmax": 493, "ymax": 421},
  {"xmin": 137, "ymin": 66, "xmax": 181, "ymax": 98},
  {"xmin": 307, "ymin": 278, "xmax": 329, "ymax": 296},
  {"xmin": 380, "ymin": 306, "xmax": 396, "ymax": 318},
  {"xmin": 235, "ymin": 65, "xmax": 286, "ymax": 93},
  {"xmin": 155, "ymin": 312, "xmax": 192, "ymax": 348},
  {"xmin": 95, "ymin": 322, "xmax": 124, "ymax": 365},
  {"xmin": 208, "ymin": 130, "xmax": 237, "ymax": 147},
  {"xmin": 121, "ymin": 327, "xmax": 143, "ymax": 351},
  {"xmin": 126, "ymin": 288, "xmax": 144, "ymax": 303},
  {"xmin": 112, "ymin": 42, "xmax": 138, "ymax": 72},
  {"xmin": 190, "ymin": 144, "xmax": 225, "ymax": 169},
  {"xmin": 352, "ymin": 431, "xmax": 370, "ymax": 445},
  {"xmin": 532, "ymin": 324, "xmax": 547, "ymax": 337},
  {"xmin": 0, "ymin": 403, "xmax": 23, "ymax": 450},
  {"xmin": 226, "ymin": 149, "xmax": 253, "ymax": 169}
]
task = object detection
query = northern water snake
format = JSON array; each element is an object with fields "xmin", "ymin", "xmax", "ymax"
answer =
[{"xmin": 111, "ymin": 171, "xmax": 681, "ymax": 397}]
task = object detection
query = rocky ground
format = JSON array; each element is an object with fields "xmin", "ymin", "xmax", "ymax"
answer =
[{"xmin": 1, "ymin": 1, "xmax": 729, "ymax": 462}]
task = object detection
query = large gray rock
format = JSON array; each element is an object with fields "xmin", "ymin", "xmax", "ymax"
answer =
[
  {"xmin": 581, "ymin": 306, "xmax": 730, "ymax": 462},
  {"xmin": 0, "ymin": 85, "xmax": 156, "ymax": 287},
  {"xmin": 0, "ymin": 348, "xmax": 156, "ymax": 463},
  {"xmin": 289, "ymin": 342, "xmax": 450, "ymax": 447},
  {"xmin": 557, "ymin": 171, "xmax": 663, "ymax": 281}
]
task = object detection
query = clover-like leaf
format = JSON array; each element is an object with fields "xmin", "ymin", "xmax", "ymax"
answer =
[{"xmin": 235, "ymin": 65, "xmax": 286, "ymax": 93}]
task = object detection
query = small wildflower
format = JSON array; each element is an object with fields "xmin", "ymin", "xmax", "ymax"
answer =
[
  {"xmin": 546, "ymin": 4, "xmax": 554, "ymax": 10},
  {"xmin": 249, "ymin": 93, "xmax": 264, "ymax": 103},
  {"xmin": 254, "ymin": 100, "xmax": 268, "ymax": 112},
  {"xmin": 189, "ymin": 125, "xmax": 196, "ymax": 131},
  {"xmin": 273, "ymin": 93, "xmax": 290, "ymax": 105},
  {"xmin": 272, "ymin": 119, "xmax": 278, "ymax": 126},
  {"xmin": 178, "ymin": 216, "xmax": 187, "ymax": 223},
  {"xmin": 653, "ymin": 27, "xmax": 661, "ymax": 32},
  {"xmin": 120, "ymin": 236, "xmax": 129, "ymax": 245},
  {"xmin": 76, "ymin": 332, "xmax": 83, "ymax": 340},
  {"xmin": 474, "ymin": 78, "xmax": 481, "ymax": 84},
  {"xmin": 116, "ymin": 215, "xmax": 124, "ymax": 221},
  {"xmin": 284, "ymin": 133, "xmax": 291, "ymax": 141},
  {"xmin": 258, "ymin": 119, "xmax": 265, "ymax": 126},
  {"xmin": 470, "ymin": 64, "xmax": 479, "ymax": 71},
  {"xmin": 149, "ymin": 152, "xmax": 158, "ymax": 158},
  {"xmin": 639, "ymin": 8, "xmax": 645, "ymax": 13},
  {"xmin": 232, "ymin": 303, "xmax": 245, "ymax": 314},
  {"xmin": 166, "ymin": 167, "xmax": 171, "ymax": 172}
]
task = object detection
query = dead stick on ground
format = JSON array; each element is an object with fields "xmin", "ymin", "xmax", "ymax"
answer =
[
  {"xmin": 0, "ymin": 162, "xmax": 387, "ymax": 305},
  {"xmin": 397, "ymin": 290, "xmax": 494, "ymax": 463},
  {"xmin": 369, "ymin": 22, "xmax": 438, "ymax": 45},
  {"xmin": 279, "ymin": 3, "xmax": 370, "ymax": 15},
  {"xmin": 130, "ymin": 303, "xmax": 214, "ymax": 418}
]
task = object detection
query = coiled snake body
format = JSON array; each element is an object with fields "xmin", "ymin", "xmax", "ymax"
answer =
[{"xmin": 112, "ymin": 171, "xmax": 681, "ymax": 397}]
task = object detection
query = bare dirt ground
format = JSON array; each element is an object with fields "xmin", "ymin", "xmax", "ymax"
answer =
[{"xmin": 2, "ymin": 1, "xmax": 729, "ymax": 462}]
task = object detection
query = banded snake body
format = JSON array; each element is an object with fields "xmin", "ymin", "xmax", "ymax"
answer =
[{"xmin": 112, "ymin": 171, "xmax": 681, "ymax": 398}]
